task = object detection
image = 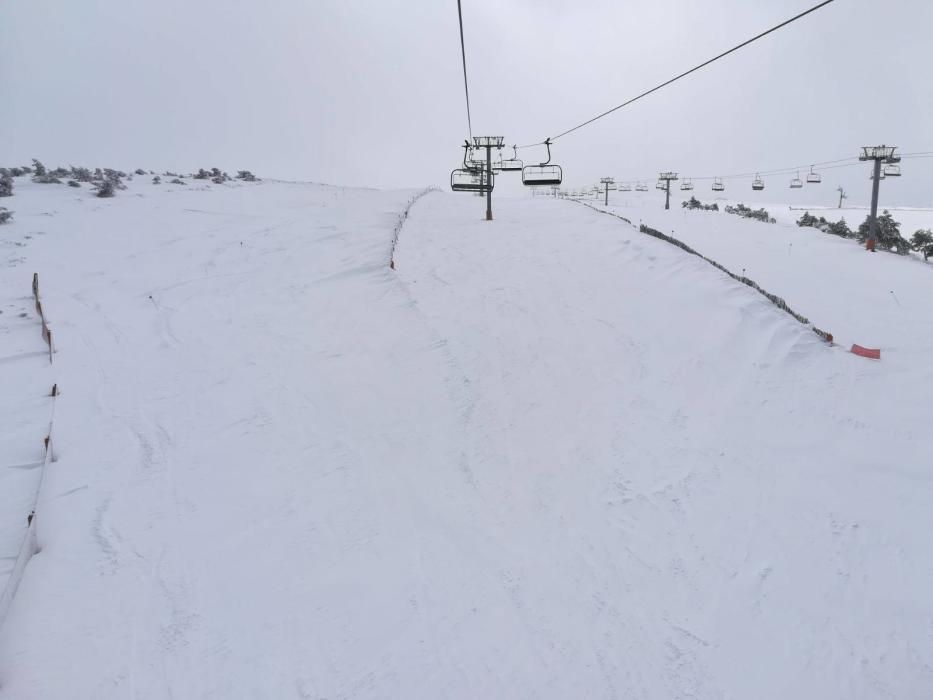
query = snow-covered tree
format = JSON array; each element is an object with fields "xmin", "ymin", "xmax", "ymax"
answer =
[
  {"xmin": 67, "ymin": 180, "xmax": 81, "ymax": 188},
  {"xmin": 236, "ymin": 170, "xmax": 258, "ymax": 182},
  {"xmin": 857, "ymin": 210, "xmax": 910, "ymax": 254},
  {"xmin": 827, "ymin": 218, "xmax": 851, "ymax": 238},
  {"xmin": 95, "ymin": 181, "xmax": 115, "ymax": 198},
  {"xmin": 0, "ymin": 207, "xmax": 12, "ymax": 224},
  {"xmin": 32, "ymin": 159, "xmax": 47, "ymax": 177},
  {"xmin": 911, "ymin": 229, "xmax": 933, "ymax": 250},
  {"xmin": 70, "ymin": 166, "xmax": 93, "ymax": 182},
  {"xmin": 0, "ymin": 172, "xmax": 13, "ymax": 197},
  {"xmin": 152, "ymin": 175, "xmax": 162, "ymax": 185}
]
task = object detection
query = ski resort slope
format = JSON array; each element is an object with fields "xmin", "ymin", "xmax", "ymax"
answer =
[{"xmin": 0, "ymin": 180, "xmax": 931, "ymax": 699}]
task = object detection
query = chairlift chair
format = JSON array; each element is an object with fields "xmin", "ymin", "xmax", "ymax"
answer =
[
  {"xmin": 521, "ymin": 139, "xmax": 563, "ymax": 187},
  {"xmin": 635, "ymin": 182, "xmax": 649, "ymax": 192},
  {"xmin": 451, "ymin": 168, "xmax": 493, "ymax": 193},
  {"xmin": 752, "ymin": 174, "xmax": 765, "ymax": 191},
  {"xmin": 496, "ymin": 145, "xmax": 524, "ymax": 172},
  {"xmin": 883, "ymin": 163, "xmax": 901, "ymax": 177},
  {"xmin": 712, "ymin": 178, "xmax": 725, "ymax": 192},
  {"xmin": 790, "ymin": 171, "xmax": 803, "ymax": 189},
  {"xmin": 806, "ymin": 166, "xmax": 821, "ymax": 184},
  {"xmin": 655, "ymin": 181, "xmax": 666, "ymax": 190},
  {"xmin": 680, "ymin": 179, "xmax": 694, "ymax": 191},
  {"xmin": 620, "ymin": 183, "xmax": 632, "ymax": 192}
]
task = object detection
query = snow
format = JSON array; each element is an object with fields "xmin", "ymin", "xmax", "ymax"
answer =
[{"xmin": 1, "ymin": 177, "xmax": 932, "ymax": 698}]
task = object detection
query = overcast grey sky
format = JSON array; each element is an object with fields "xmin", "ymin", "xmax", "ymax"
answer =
[{"xmin": 2, "ymin": 0, "xmax": 931, "ymax": 206}]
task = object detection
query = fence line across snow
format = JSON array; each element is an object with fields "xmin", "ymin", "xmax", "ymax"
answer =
[
  {"xmin": 0, "ymin": 277, "xmax": 60, "ymax": 640},
  {"xmin": 573, "ymin": 200, "xmax": 834, "ymax": 345},
  {"xmin": 32, "ymin": 273, "xmax": 53, "ymax": 364},
  {"xmin": 389, "ymin": 188, "xmax": 438, "ymax": 270}
]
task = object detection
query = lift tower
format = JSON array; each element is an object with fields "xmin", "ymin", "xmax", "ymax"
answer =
[
  {"xmin": 858, "ymin": 145, "xmax": 899, "ymax": 251},
  {"xmin": 473, "ymin": 136, "xmax": 504, "ymax": 220},
  {"xmin": 658, "ymin": 172, "xmax": 679, "ymax": 210},
  {"xmin": 600, "ymin": 177, "xmax": 615, "ymax": 206}
]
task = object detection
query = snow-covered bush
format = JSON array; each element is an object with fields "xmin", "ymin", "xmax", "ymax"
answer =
[
  {"xmin": 193, "ymin": 168, "xmax": 211, "ymax": 180},
  {"xmin": 0, "ymin": 207, "xmax": 12, "ymax": 224},
  {"xmin": 911, "ymin": 229, "xmax": 933, "ymax": 261},
  {"xmin": 725, "ymin": 203, "xmax": 775, "ymax": 223},
  {"xmin": 911, "ymin": 229, "xmax": 932, "ymax": 250},
  {"xmin": 0, "ymin": 172, "xmax": 13, "ymax": 197},
  {"xmin": 169, "ymin": 178, "xmax": 186, "ymax": 185},
  {"xmin": 32, "ymin": 159, "xmax": 62, "ymax": 184},
  {"xmin": 796, "ymin": 212, "xmax": 852, "ymax": 238},
  {"xmin": 826, "ymin": 219, "xmax": 851, "ymax": 238},
  {"xmin": 682, "ymin": 196, "xmax": 718, "ymax": 211},
  {"xmin": 152, "ymin": 175, "xmax": 161, "ymax": 185},
  {"xmin": 236, "ymin": 170, "xmax": 258, "ymax": 182},
  {"xmin": 70, "ymin": 166, "xmax": 93, "ymax": 182},
  {"xmin": 856, "ymin": 210, "xmax": 910, "ymax": 254},
  {"xmin": 67, "ymin": 180, "xmax": 81, "ymax": 188},
  {"xmin": 135, "ymin": 168, "xmax": 146, "ymax": 175},
  {"xmin": 95, "ymin": 180, "xmax": 115, "ymax": 198}
]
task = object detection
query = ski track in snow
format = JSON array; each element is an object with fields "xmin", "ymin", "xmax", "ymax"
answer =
[{"xmin": 0, "ymin": 180, "xmax": 930, "ymax": 699}]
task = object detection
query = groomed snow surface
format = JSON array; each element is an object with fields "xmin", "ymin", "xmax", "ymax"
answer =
[{"xmin": 0, "ymin": 179, "xmax": 931, "ymax": 699}]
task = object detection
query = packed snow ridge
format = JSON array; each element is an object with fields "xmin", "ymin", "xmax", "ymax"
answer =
[{"xmin": 0, "ymin": 174, "xmax": 931, "ymax": 699}]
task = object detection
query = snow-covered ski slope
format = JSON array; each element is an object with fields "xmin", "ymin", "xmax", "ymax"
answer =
[{"xmin": 1, "ymin": 179, "xmax": 931, "ymax": 699}]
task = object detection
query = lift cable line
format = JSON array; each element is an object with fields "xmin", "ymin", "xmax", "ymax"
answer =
[
  {"xmin": 606, "ymin": 154, "xmax": 863, "ymax": 188},
  {"xmin": 456, "ymin": 0, "xmax": 474, "ymax": 141},
  {"xmin": 515, "ymin": 0, "xmax": 837, "ymax": 150}
]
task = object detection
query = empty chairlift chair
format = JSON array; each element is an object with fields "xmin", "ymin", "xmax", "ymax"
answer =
[
  {"xmin": 680, "ymin": 179, "xmax": 694, "ymax": 191},
  {"xmin": 451, "ymin": 168, "xmax": 493, "ymax": 193},
  {"xmin": 496, "ymin": 145, "xmax": 524, "ymax": 172},
  {"xmin": 883, "ymin": 163, "xmax": 901, "ymax": 177},
  {"xmin": 522, "ymin": 138, "xmax": 563, "ymax": 187},
  {"xmin": 790, "ymin": 171, "xmax": 803, "ymax": 189},
  {"xmin": 752, "ymin": 174, "xmax": 765, "ymax": 191},
  {"xmin": 806, "ymin": 166, "xmax": 822, "ymax": 184},
  {"xmin": 636, "ymin": 182, "xmax": 649, "ymax": 192},
  {"xmin": 620, "ymin": 183, "xmax": 632, "ymax": 192},
  {"xmin": 712, "ymin": 178, "xmax": 725, "ymax": 192}
]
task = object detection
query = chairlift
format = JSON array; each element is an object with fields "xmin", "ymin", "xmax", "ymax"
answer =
[
  {"xmin": 806, "ymin": 165, "xmax": 821, "ymax": 184},
  {"xmin": 790, "ymin": 171, "xmax": 803, "ymax": 189},
  {"xmin": 620, "ymin": 183, "xmax": 632, "ymax": 192},
  {"xmin": 752, "ymin": 174, "xmax": 765, "ymax": 191},
  {"xmin": 883, "ymin": 163, "xmax": 901, "ymax": 177},
  {"xmin": 655, "ymin": 180, "xmax": 666, "ymax": 190},
  {"xmin": 680, "ymin": 179, "xmax": 694, "ymax": 191},
  {"xmin": 712, "ymin": 178, "xmax": 725, "ymax": 192},
  {"xmin": 635, "ymin": 182, "xmax": 649, "ymax": 192},
  {"xmin": 521, "ymin": 139, "xmax": 563, "ymax": 186}
]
